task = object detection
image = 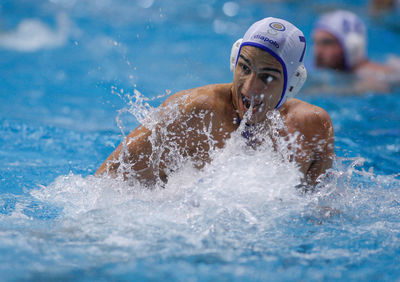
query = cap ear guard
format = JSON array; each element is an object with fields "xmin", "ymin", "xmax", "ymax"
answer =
[
  {"xmin": 230, "ymin": 38, "xmax": 243, "ymax": 72},
  {"xmin": 274, "ymin": 64, "xmax": 307, "ymax": 108},
  {"xmin": 344, "ymin": 32, "xmax": 366, "ymax": 69},
  {"xmin": 286, "ymin": 64, "xmax": 307, "ymax": 98}
]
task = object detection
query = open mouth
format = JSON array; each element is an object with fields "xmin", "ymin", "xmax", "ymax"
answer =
[{"xmin": 241, "ymin": 94, "xmax": 263, "ymax": 112}]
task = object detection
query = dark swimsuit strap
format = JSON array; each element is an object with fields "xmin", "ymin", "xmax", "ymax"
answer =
[{"xmin": 238, "ymin": 117, "xmax": 254, "ymax": 140}]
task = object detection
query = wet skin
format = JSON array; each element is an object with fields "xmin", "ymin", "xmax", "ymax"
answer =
[{"xmin": 97, "ymin": 46, "xmax": 335, "ymax": 189}]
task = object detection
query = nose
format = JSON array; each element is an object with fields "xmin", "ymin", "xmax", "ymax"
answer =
[{"xmin": 242, "ymin": 73, "xmax": 264, "ymax": 98}]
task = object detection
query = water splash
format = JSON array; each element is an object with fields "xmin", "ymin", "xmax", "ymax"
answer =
[
  {"xmin": 2, "ymin": 89, "xmax": 400, "ymax": 280},
  {"xmin": 1, "ymin": 134, "xmax": 400, "ymax": 280}
]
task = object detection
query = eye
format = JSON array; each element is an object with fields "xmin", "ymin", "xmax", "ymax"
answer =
[
  {"xmin": 239, "ymin": 63, "xmax": 251, "ymax": 75},
  {"xmin": 260, "ymin": 74, "xmax": 276, "ymax": 84},
  {"xmin": 319, "ymin": 38, "xmax": 336, "ymax": 46}
]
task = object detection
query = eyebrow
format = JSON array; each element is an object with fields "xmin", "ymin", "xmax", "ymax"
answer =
[{"xmin": 239, "ymin": 54, "xmax": 282, "ymax": 75}]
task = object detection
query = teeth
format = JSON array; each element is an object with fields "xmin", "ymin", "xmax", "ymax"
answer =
[
  {"xmin": 242, "ymin": 96, "xmax": 251, "ymax": 109},
  {"xmin": 241, "ymin": 95, "xmax": 261, "ymax": 110}
]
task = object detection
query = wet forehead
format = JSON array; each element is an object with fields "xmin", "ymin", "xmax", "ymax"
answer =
[{"xmin": 239, "ymin": 45, "xmax": 283, "ymax": 72}]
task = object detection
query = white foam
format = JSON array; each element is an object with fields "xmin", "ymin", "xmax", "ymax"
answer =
[
  {"xmin": 0, "ymin": 13, "xmax": 70, "ymax": 52},
  {"xmin": 24, "ymin": 99, "xmax": 310, "ymax": 254},
  {"xmin": 4, "ymin": 89, "xmax": 400, "ymax": 277},
  {"xmin": 223, "ymin": 2, "xmax": 239, "ymax": 17},
  {"xmin": 23, "ymin": 145, "xmax": 400, "ymax": 272},
  {"xmin": 137, "ymin": 0, "xmax": 154, "ymax": 9},
  {"xmin": 25, "ymin": 139, "xmax": 304, "ymax": 265}
]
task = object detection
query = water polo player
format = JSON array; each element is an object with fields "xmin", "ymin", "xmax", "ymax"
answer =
[
  {"xmin": 313, "ymin": 10, "xmax": 399, "ymax": 92},
  {"xmin": 97, "ymin": 17, "xmax": 335, "ymax": 189}
]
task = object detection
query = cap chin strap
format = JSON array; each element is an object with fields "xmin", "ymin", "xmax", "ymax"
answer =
[{"xmin": 229, "ymin": 39, "xmax": 307, "ymax": 108}]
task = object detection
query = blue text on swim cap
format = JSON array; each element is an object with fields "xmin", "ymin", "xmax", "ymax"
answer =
[{"xmin": 253, "ymin": 34, "xmax": 279, "ymax": 48}]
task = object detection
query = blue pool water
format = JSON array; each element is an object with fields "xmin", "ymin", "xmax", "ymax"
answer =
[{"xmin": 1, "ymin": 0, "xmax": 400, "ymax": 280}]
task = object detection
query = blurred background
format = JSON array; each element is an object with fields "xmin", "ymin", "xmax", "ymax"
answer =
[{"xmin": 1, "ymin": 1, "xmax": 400, "ymax": 281}]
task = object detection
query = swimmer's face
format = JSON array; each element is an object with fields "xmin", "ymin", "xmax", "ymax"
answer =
[
  {"xmin": 232, "ymin": 45, "xmax": 284, "ymax": 124},
  {"xmin": 313, "ymin": 30, "xmax": 346, "ymax": 71}
]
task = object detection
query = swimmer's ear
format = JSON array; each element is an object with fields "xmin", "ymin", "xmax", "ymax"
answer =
[
  {"xmin": 287, "ymin": 64, "xmax": 307, "ymax": 97},
  {"xmin": 230, "ymin": 38, "xmax": 243, "ymax": 72}
]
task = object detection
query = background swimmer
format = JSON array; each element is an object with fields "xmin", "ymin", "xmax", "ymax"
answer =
[
  {"xmin": 96, "ymin": 17, "xmax": 335, "ymax": 190},
  {"xmin": 370, "ymin": 0, "xmax": 400, "ymax": 14},
  {"xmin": 312, "ymin": 9, "xmax": 400, "ymax": 93}
]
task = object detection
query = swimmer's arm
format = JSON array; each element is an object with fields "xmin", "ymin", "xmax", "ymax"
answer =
[
  {"xmin": 301, "ymin": 109, "xmax": 335, "ymax": 189},
  {"xmin": 96, "ymin": 91, "xmax": 219, "ymax": 184},
  {"xmin": 95, "ymin": 125, "xmax": 164, "ymax": 183},
  {"xmin": 96, "ymin": 92, "xmax": 190, "ymax": 183}
]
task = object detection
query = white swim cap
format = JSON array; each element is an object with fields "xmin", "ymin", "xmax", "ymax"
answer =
[
  {"xmin": 314, "ymin": 10, "xmax": 367, "ymax": 70},
  {"xmin": 230, "ymin": 17, "xmax": 308, "ymax": 109}
]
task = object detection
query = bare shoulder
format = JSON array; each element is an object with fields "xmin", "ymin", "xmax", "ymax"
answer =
[
  {"xmin": 282, "ymin": 98, "xmax": 333, "ymax": 138},
  {"xmin": 161, "ymin": 83, "xmax": 233, "ymax": 112}
]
